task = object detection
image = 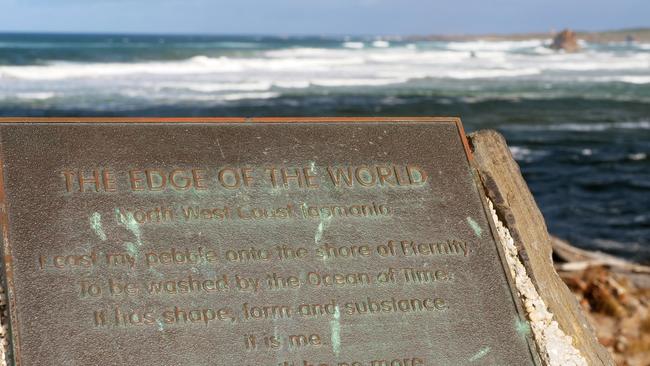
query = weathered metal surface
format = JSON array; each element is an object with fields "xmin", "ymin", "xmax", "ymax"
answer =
[{"xmin": 0, "ymin": 118, "xmax": 539, "ymax": 365}]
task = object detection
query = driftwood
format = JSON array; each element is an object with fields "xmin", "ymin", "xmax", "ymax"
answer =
[
  {"xmin": 551, "ymin": 235, "xmax": 650, "ymax": 273},
  {"xmin": 469, "ymin": 130, "xmax": 615, "ymax": 365},
  {"xmin": 551, "ymin": 235, "xmax": 650, "ymax": 291}
]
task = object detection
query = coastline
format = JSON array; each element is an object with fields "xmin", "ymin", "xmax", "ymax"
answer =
[{"xmin": 402, "ymin": 28, "xmax": 650, "ymax": 43}]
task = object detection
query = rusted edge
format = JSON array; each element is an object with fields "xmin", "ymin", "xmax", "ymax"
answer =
[
  {"xmin": 0, "ymin": 116, "xmax": 459, "ymax": 124},
  {"xmin": 0, "ymin": 117, "xmax": 247, "ymax": 123},
  {"xmin": 452, "ymin": 118, "xmax": 473, "ymax": 162},
  {"xmin": 249, "ymin": 116, "xmax": 458, "ymax": 123},
  {"xmin": 0, "ymin": 136, "xmax": 18, "ymax": 366}
]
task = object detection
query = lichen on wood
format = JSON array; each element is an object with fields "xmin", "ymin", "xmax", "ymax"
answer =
[{"xmin": 488, "ymin": 198, "xmax": 586, "ymax": 365}]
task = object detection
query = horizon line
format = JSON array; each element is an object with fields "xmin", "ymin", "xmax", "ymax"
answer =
[{"xmin": 0, "ymin": 26, "xmax": 647, "ymax": 39}]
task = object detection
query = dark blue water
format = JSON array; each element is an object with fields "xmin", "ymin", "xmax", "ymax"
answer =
[{"xmin": 0, "ymin": 33, "xmax": 648, "ymax": 261}]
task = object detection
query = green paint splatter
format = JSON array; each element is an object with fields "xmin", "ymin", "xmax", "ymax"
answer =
[
  {"xmin": 115, "ymin": 208, "xmax": 142, "ymax": 246},
  {"xmin": 466, "ymin": 217, "xmax": 483, "ymax": 238},
  {"xmin": 330, "ymin": 306, "xmax": 341, "ymax": 356},
  {"xmin": 89, "ymin": 212, "xmax": 107, "ymax": 241},
  {"xmin": 314, "ymin": 216, "xmax": 331, "ymax": 245},
  {"xmin": 469, "ymin": 346, "xmax": 491, "ymax": 362},
  {"xmin": 516, "ymin": 319, "xmax": 531, "ymax": 336},
  {"xmin": 125, "ymin": 242, "xmax": 138, "ymax": 257}
]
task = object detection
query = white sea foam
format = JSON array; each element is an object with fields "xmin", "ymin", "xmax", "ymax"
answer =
[
  {"xmin": 265, "ymin": 47, "xmax": 332, "ymax": 58},
  {"xmin": 578, "ymin": 75, "xmax": 650, "ymax": 84},
  {"xmin": 310, "ymin": 78, "xmax": 405, "ymax": 86},
  {"xmin": 219, "ymin": 92, "xmax": 280, "ymax": 101},
  {"xmin": 13, "ymin": 92, "xmax": 57, "ymax": 100},
  {"xmin": 628, "ymin": 153, "xmax": 647, "ymax": 161},
  {"xmin": 509, "ymin": 146, "xmax": 550, "ymax": 162},
  {"xmin": 274, "ymin": 81, "xmax": 311, "ymax": 89},
  {"xmin": 509, "ymin": 146, "xmax": 533, "ymax": 160},
  {"xmin": 1, "ymin": 43, "xmax": 647, "ymax": 83},
  {"xmin": 152, "ymin": 81, "xmax": 273, "ymax": 92},
  {"xmin": 342, "ymin": 41, "xmax": 364, "ymax": 49},
  {"xmin": 446, "ymin": 39, "xmax": 546, "ymax": 51},
  {"xmin": 115, "ymin": 89, "xmax": 280, "ymax": 102},
  {"xmin": 372, "ymin": 40, "xmax": 390, "ymax": 48},
  {"xmin": 614, "ymin": 76, "xmax": 650, "ymax": 84},
  {"xmin": 439, "ymin": 68, "xmax": 541, "ymax": 79},
  {"xmin": 551, "ymin": 121, "xmax": 650, "ymax": 131},
  {"xmin": 2, "ymin": 39, "xmax": 648, "ymax": 103},
  {"xmin": 509, "ymin": 121, "xmax": 650, "ymax": 132}
]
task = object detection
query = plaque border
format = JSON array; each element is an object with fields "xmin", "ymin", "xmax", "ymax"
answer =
[{"xmin": 0, "ymin": 116, "xmax": 471, "ymax": 162}]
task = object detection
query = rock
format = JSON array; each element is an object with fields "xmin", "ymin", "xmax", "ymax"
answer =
[
  {"xmin": 550, "ymin": 29, "xmax": 580, "ymax": 52},
  {"xmin": 559, "ymin": 266, "xmax": 650, "ymax": 365}
]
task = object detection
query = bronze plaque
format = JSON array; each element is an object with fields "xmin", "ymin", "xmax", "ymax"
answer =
[{"xmin": 0, "ymin": 118, "xmax": 539, "ymax": 365}]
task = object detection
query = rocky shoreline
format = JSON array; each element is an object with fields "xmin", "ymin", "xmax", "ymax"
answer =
[
  {"xmin": 402, "ymin": 28, "xmax": 650, "ymax": 43},
  {"xmin": 553, "ymin": 236, "xmax": 650, "ymax": 365}
]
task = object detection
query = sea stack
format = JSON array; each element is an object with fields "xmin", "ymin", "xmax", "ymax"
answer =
[{"xmin": 550, "ymin": 29, "xmax": 581, "ymax": 52}]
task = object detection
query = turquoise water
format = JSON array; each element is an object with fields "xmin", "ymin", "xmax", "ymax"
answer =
[{"xmin": 0, "ymin": 33, "xmax": 648, "ymax": 261}]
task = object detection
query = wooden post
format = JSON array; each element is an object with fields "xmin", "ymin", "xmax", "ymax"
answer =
[{"xmin": 469, "ymin": 130, "xmax": 614, "ymax": 365}]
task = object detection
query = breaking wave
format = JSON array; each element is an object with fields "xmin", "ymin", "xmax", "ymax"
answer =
[
  {"xmin": 506, "ymin": 121, "xmax": 650, "ymax": 132},
  {"xmin": 0, "ymin": 37, "xmax": 648, "ymax": 105}
]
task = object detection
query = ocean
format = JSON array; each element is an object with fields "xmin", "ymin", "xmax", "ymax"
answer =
[{"xmin": 0, "ymin": 33, "xmax": 648, "ymax": 262}]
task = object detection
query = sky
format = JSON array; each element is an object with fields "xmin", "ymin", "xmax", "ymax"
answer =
[{"xmin": 0, "ymin": 0, "xmax": 648, "ymax": 35}]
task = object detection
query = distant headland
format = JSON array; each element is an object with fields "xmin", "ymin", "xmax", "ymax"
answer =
[{"xmin": 402, "ymin": 27, "xmax": 650, "ymax": 43}]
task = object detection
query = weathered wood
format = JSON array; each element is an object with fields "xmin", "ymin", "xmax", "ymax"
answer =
[
  {"xmin": 551, "ymin": 235, "xmax": 650, "ymax": 290},
  {"xmin": 551, "ymin": 235, "xmax": 650, "ymax": 274},
  {"xmin": 468, "ymin": 130, "xmax": 614, "ymax": 365}
]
